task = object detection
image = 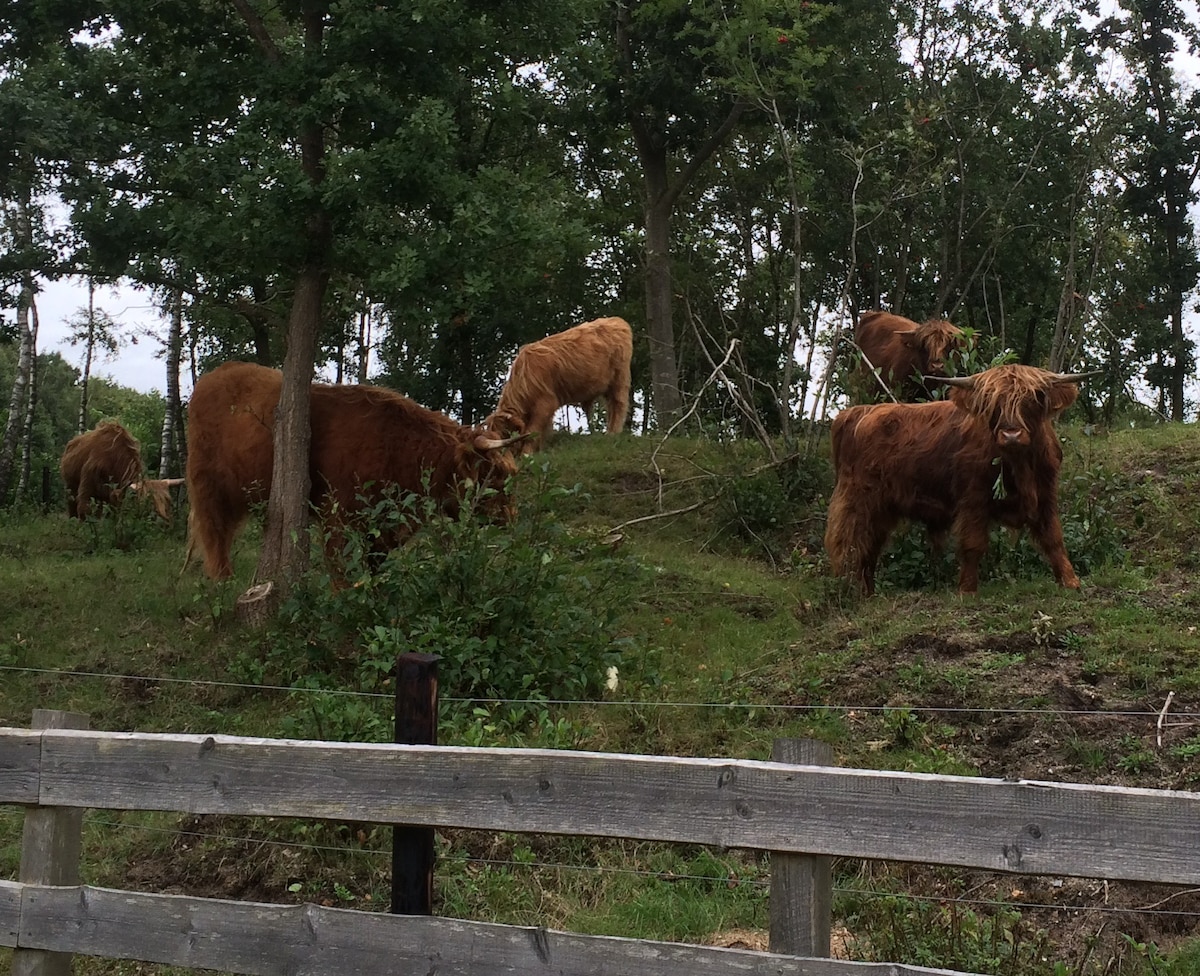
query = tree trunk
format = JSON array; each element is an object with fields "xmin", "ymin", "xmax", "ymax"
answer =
[
  {"xmin": 160, "ymin": 288, "xmax": 184, "ymax": 476},
  {"xmin": 642, "ymin": 158, "xmax": 682, "ymax": 425},
  {"xmin": 16, "ymin": 300, "xmax": 39, "ymax": 499},
  {"xmin": 77, "ymin": 280, "xmax": 96, "ymax": 434},
  {"xmin": 246, "ymin": 0, "xmax": 332, "ymax": 615},
  {"xmin": 357, "ymin": 296, "xmax": 371, "ymax": 382},
  {"xmin": 0, "ymin": 263, "xmax": 36, "ymax": 504},
  {"xmin": 614, "ymin": 4, "xmax": 746, "ymax": 430}
]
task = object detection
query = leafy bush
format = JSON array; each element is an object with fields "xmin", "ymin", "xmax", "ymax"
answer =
[
  {"xmin": 268, "ymin": 467, "xmax": 649, "ymax": 715},
  {"xmin": 717, "ymin": 453, "xmax": 832, "ymax": 552}
]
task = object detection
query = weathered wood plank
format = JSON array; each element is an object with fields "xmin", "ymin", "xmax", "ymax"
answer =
[
  {"xmin": 0, "ymin": 729, "xmax": 41, "ymax": 804},
  {"xmin": 13, "ymin": 709, "xmax": 89, "ymax": 976},
  {"xmin": 28, "ymin": 728, "xmax": 1200, "ymax": 884},
  {"xmin": 17, "ymin": 883, "xmax": 979, "ymax": 976},
  {"xmin": 0, "ymin": 880, "xmax": 19, "ymax": 947},
  {"xmin": 771, "ymin": 738, "xmax": 833, "ymax": 957}
]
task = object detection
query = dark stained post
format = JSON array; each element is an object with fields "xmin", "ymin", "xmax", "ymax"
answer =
[
  {"xmin": 13, "ymin": 709, "xmax": 90, "ymax": 976},
  {"xmin": 391, "ymin": 653, "xmax": 440, "ymax": 915},
  {"xmin": 769, "ymin": 737, "xmax": 835, "ymax": 958}
]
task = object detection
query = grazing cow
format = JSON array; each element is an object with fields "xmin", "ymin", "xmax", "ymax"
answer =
[
  {"xmin": 185, "ymin": 361, "xmax": 521, "ymax": 580},
  {"xmin": 854, "ymin": 310, "xmax": 965, "ymax": 401},
  {"xmin": 60, "ymin": 420, "xmax": 178, "ymax": 521},
  {"xmin": 486, "ymin": 316, "xmax": 633, "ymax": 454},
  {"xmin": 825, "ymin": 364, "xmax": 1094, "ymax": 595}
]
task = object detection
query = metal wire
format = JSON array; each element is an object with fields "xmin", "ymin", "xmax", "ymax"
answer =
[
  {"xmin": 76, "ymin": 816, "xmax": 1200, "ymax": 921},
  {"xmin": 3, "ymin": 664, "xmax": 1196, "ymax": 722}
]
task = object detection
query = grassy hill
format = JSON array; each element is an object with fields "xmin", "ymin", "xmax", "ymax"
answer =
[{"xmin": 2, "ymin": 421, "xmax": 1199, "ymax": 975}]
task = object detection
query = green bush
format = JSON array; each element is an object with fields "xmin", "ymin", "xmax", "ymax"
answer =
[{"xmin": 268, "ymin": 468, "xmax": 649, "ymax": 715}]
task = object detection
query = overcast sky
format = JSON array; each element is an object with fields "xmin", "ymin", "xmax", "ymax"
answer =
[
  {"xmin": 27, "ymin": 5, "xmax": 1200, "ymax": 400},
  {"xmin": 36, "ymin": 276, "xmax": 176, "ymax": 396}
]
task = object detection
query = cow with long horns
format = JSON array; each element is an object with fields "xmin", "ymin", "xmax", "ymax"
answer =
[
  {"xmin": 825, "ymin": 364, "xmax": 1096, "ymax": 594},
  {"xmin": 185, "ymin": 362, "xmax": 522, "ymax": 580},
  {"xmin": 854, "ymin": 310, "xmax": 965, "ymax": 402}
]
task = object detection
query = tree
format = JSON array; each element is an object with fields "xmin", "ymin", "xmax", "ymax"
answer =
[
  {"xmin": 556, "ymin": 0, "xmax": 825, "ymax": 426},
  {"xmin": 1098, "ymin": 0, "xmax": 1200, "ymax": 420},
  {"xmin": 8, "ymin": 0, "xmax": 587, "ymax": 611},
  {"xmin": 0, "ymin": 197, "xmax": 38, "ymax": 503}
]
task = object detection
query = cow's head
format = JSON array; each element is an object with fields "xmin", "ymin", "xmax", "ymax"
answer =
[
  {"xmin": 901, "ymin": 319, "xmax": 965, "ymax": 376},
  {"xmin": 484, "ymin": 409, "xmax": 525, "ymax": 439},
  {"xmin": 934, "ymin": 365, "xmax": 1097, "ymax": 448},
  {"xmin": 453, "ymin": 431, "xmax": 523, "ymax": 521},
  {"xmin": 130, "ymin": 477, "xmax": 185, "ymax": 521}
]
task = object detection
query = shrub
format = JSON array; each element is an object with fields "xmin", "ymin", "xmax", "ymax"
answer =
[{"xmin": 268, "ymin": 467, "xmax": 648, "ymax": 715}]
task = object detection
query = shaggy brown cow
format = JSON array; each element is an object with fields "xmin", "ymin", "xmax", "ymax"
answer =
[
  {"xmin": 825, "ymin": 364, "xmax": 1094, "ymax": 595},
  {"xmin": 854, "ymin": 310, "xmax": 965, "ymax": 401},
  {"xmin": 60, "ymin": 420, "xmax": 178, "ymax": 521},
  {"xmin": 185, "ymin": 361, "xmax": 521, "ymax": 580},
  {"xmin": 486, "ymin": 316, "xmax": 633, "ymax": 454}
]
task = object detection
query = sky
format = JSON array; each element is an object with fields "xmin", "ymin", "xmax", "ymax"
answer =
[
  {"xmin": 36, "ymin": 276, "xmax": 179, "ymax": 396},
  {"xmin": 27, "ymin": 2, "xmax": 1200, "ymax": 400}
]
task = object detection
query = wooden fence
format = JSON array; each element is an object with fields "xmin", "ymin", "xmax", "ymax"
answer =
[{"xmin": 3, "ymin": 708, "xmax": 1200, "ymax": 976}]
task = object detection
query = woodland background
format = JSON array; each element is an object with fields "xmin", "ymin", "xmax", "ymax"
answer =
[{"xmin": 0, "ymin": 0, "xmax": 1198, "ymax": 500}]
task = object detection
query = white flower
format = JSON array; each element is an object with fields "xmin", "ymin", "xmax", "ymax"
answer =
[{"xmin": 605, "ymin": 666, "xmax": 620, "ymax": 692}]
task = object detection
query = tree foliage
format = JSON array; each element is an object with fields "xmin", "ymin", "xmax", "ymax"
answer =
[{"xmin": 1, "ymin": 0, "xmax": 1199, "ymax": 527}]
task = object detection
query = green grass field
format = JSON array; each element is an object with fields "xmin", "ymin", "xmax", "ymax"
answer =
[{"xmin": 2, "ymin": 422, "xmax": 1199, "ymax": 975}]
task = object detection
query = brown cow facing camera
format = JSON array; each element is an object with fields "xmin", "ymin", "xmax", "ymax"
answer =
[
  {"xmin": 825, "ymin": 364, "xmax": 1095, "ymax": 595},
  {"xmin": 185, "ymin": 361, "xmax": 522, "ymax": 580},
  {"xmin": 60, "ymin": 420, "xmax": 178, "ymax": 521},
  {"xmin": 854, "ymin": 310, "xmax": 965, "ymax": 402},
  {"xmin": 486, "ymin": 316, "xmax": 633, "ymax": 454}
]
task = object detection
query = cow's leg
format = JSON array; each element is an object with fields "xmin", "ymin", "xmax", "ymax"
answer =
[
  {"xmin": 825, "ymin": 491, "xmax": 889, "ymax": 595},
  {"xmin": 190, "ymin": 490, "xmax": 239, "ymax": 579},
  {"xmin": 579, "ymin": 399, "xmax": 596, "ymax": 433},
  {"xmin": 954, "ymin": 512, "xmax": 990, "ymax": 594},
  {"xmin": 607, "ymin": 363, "xmax": 631, "ymax": 434},
  {"xmin": 1031, "ymin": 509, "xmax": 1081, "ymax": 589},
  {"xmin": 75, "ymin": 479, "xmax": 93, "ymax": 520},
  {"xmin": 526, "ymin": 400, "xmax": 558, "ymax": 452}
]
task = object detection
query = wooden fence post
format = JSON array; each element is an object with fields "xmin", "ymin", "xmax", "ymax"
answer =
[
  {"xmin": 769, "ymin": 737, "xmax": 834, "ymax": 958},
  {"xmin": 13, "ymin": 709, "xmax": 89, "ymax": 976},
  {"xmin": 391, "ymin": 653, "xmax": 439, "ymax": 915}
]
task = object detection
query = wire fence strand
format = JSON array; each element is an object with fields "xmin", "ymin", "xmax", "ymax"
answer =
[
  {"xmin": 3, "ymin": 663, "xmax": 1197, "ymax": 722},
  {"xmin": 71, "ymin": 815, "xmax": 1200, "ymax": 923}
]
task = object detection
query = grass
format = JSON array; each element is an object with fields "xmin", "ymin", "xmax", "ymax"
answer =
[{"xmin": 3, "ymin": 420, "xmax": 1200, "ymax": 974}]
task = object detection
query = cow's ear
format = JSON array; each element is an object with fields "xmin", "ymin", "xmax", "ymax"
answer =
[
  {"xmin": 1047, "ymin": 382, "xmax": 1079, "ymax": 417},
  {"xmin": 898, "ymin": 329, "xmax": 920, "ymax": 349}
]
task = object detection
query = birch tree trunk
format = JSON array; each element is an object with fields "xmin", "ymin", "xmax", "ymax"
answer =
[
  {"xmin": 16, "ymin": 299, "xmax": 39, "ymax": 500},
  {"xmin": 159, "ymin": 288, "xmax": 184, "ymax": 476},
  {"xmin": 0, "ymin": 264, "xmax": 36, "ymax": 504},
  {"xmin": 76, "ymin": 280, "xmax": 96, "ymax": 434}
]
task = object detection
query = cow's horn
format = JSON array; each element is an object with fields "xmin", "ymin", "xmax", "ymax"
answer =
[
  {"xmin": 473, "ymin": 432, "xmax": 524, "ymax": 451},
  {"xmin": 1053, "ymin": 369, "xmax": 1105, "ymax": 384},
  {"xmin": 925, "ymin": 374, "xmax": 977, "ymax": 389}
]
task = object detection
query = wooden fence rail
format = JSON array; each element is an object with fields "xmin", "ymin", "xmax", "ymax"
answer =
[{"xmin": 4, "ymin": 712, "xmax": 1200, "ymax": 976}]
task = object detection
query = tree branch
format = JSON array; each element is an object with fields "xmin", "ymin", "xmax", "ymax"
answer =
[{"xmin": 230, "ymin": 0, "xmax": 283, "ymax": 63}]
